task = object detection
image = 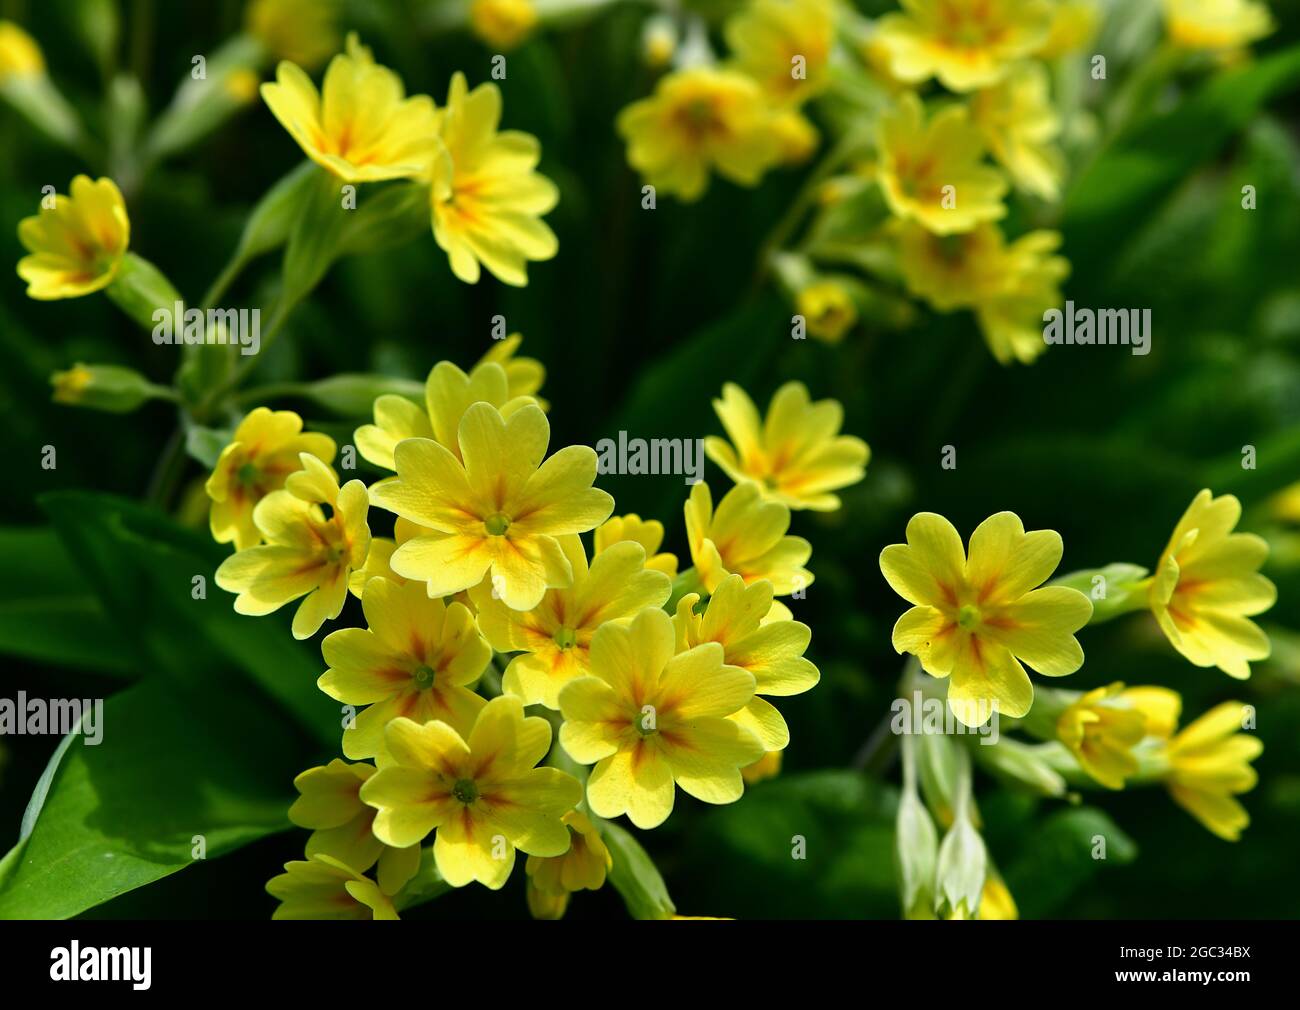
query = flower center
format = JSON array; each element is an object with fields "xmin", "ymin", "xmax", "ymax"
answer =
[
  {"xmin": 484, "ymin": 512, "xmax": 511, "ymax": 536},
  {"xmin": 633, "ymin": 707, "xmax": 658, "ymax": 738},
  {"xmin": 412, "ymin": 664, "xmax": 435, "ymax": 689},
  {"xmin": 956, "ymin": 605, "xmax": 982, "ymax": 631},
  {"xmin": 554, "ymin": 627, "xmax": 578, "ymax": 649},
  {"xmin": 452, "ymin": 778, "xmax": 479, "ymax": 805},
  {"xmin": 237, "ymin": 462, "xmax": 259, "ymax": 486}
]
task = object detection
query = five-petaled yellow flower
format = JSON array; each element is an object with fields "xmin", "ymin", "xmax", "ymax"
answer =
[
  {"xmin": 976, "ymin": 230, "xmax": 1070, "ymax": 365},
  {"xmin": 1057, "ymin": 682, "xmax": 1181, "ymax": 789},
  {"xmin": 207, "ymin": 407, "xmax": 337, "ymax": 551},
  {"xmin": 361, "ymin": 695, "xmax": 583, "ymax": 889},
  {"xmin": 685, "ymin": 482, "xmax": 813, "ymax": 595},
  {"xmin": 524, "ymin": 809, "xmax": 612, "ymax": 919},
  {"xmin": 705, "ymin": 381, "xmax": 869, "ymax": 512},
  {"xmin": 479, "ymin": 333, "xmax": 548, "ymax": 405},
  {"xmin": 215, "ymin": 453, "xmax": 371, "ymax": 639},
  {"xmin": 969, "ymin": 62, "xmax": 1064, "ymax": 202},
  {"xmin": 17, "ymin": 176, "xmax": 129, "ymax": 300},
  {"xmin": 595, "ymin": 514, "xmax": 678, "ymax": 577},
  {"xmin": 470, "ymin": 0, "xmax": 539, "ymax": 51},
  {"xmin": 725, "ymin": 0, "xmax": 838, "ymax": 105},
  {"xmin": 320, "ymin": 578, "xmax": 491, "ymax": 758},
  {"xmin": 1162, "ymin": 0, "xmax": 1274, "ymax": 52},
  {"xmin": 558, "ymin": 608, "xmax": 765, "ymax": 829},
  {"xmin": 371, "ymin": 401, "xmax": 613, "ymax": 611},
  {"xmin": 880, "ymin": 511, "xmax": 1092, "ymax": 726},
  {"xmin": 471, "ymin": 535, "xmax": 671, "ymax": 709},
  {"xmin": 1149, "ymin": 489, "xmax": 1275, "ymax": 679},
  {"xmin": 261, "ymin": 33, "xmax": 440, "ymax": 182},
  {"xmin": 267, "ymin": 854, "xmax": 397, "ymax": 920},
  {"xmin": 1161, "ymin": 701, "xmax": 1262, "ymax": 841}
]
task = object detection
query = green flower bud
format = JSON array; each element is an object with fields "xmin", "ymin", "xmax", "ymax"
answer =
[
  {"xmin": 105, "ymin": 254, "xmax": 184, "ymax": 331},
  {"xmin": 1051, "ymin": 563, "xmax": 1151, "ymax": 624},
  {"xmin": 50, "ymin": 363, "xmax": 172, "ymax": 413},
  {"xmin": 302, "ymin": 373, "xmax": 424, "ymax": 417}
]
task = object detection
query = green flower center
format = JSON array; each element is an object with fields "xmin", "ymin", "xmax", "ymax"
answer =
[
  {"xmin": 452, "ymin": 778, "xmax": 479, "ymax": 805},
  {"xmin": 237, "ymin": 462, "xmax": 259, "ymax": 486},
  {"xmin": 412, "ymin": 664, "xmax": 435, "ymax": 689},
  {"xmin": 956, "ymin": 605, "xmax": 982, "ymax": 631},
  {"xmin": 633, "ymin": 707, "xmax": 658, "ymax": 738},
  {"xmin": 484, "ymin": 512, "xmax": 511, "ymax": 536},
  {"xmin": 554, "ymin": 627, "xmax": 578, "ymax": 649}
]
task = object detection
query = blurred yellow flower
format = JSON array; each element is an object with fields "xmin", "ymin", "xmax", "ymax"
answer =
[
  {"xmin": 772, "ymin": 108, "xmax": 821, "ymax": 164},
  {"xmin": 1162, "ymin": 701, "xmax": 1262, "ymax": 840},
  {"xmin": 685, "ymin": 482, "xmax": 813, "ymax": 595},
  {"xmin": 616, "ymin": 67, "xmax": 781, "ymax": 202},
  {"xmin": 1162, "ymin": 0, "xmax": 1274, "ymax": 51},
  {"xmin": 1037, "ymin": 0, "xmax": 1101, "ymax": 58},
  {"xmin": 361, "ymin": 696, "xmax": 583, "ymax": 889},
  {"xmin": 370, "ymin": 402, "xmax": 613, "ymax": 611},
  {"xmin": 970, "ymin": 62, "xmax": 1064, "ymax": 201},
  {"xmin": 880, "ymin": 511, "xmax": 1092, "ymax": 726},
  {"xmin": 595, "ymin": 514, "xmax": 678, "ymax": 577},
  {"xmin": 872, "ymin": 0, "xmax": 1054, "ymax": 92},
  {"xmin": 976, "ymin": 230, "xmax": 1069, "ymax": 365},
  {"xmin": 725, "ymin": 0, "xmax": 837, "ymax": 105},
  {"xmin": 470, "ymin": 0, "xmax": 539, "ymax": 50},
  {"xmin": 246, "ymin": 0, "xmax": 340, "ymax": 68},
  {"xmin": 877, "ymin": 94, "xmax": 1007, "ymax": 236},
  {"xmin": 558, "ymin": 608, "xmax": 764, "ymax": 829},
  {"xmin": 741, "ymin": 749, "xmax": 783, "ymax": 784},
  {"xmin": 1149, "ymin": 489, "xmax": 1275, "ymax": 679},
  {"xmin": 215, "ymin": 454, "xmax": 371, "ymax": 639},
  {"xmin": 975, "ymin": 872, "xmax": 1018, "ymax": 919},
  {"xmin": 796, "ymin": 280, "xmax": 858, "ymax": 342},
  {"xmin": 704, "ymin": 381, "xmax": 869, "ymax": 511},
  {"xmin": 897, "ymin": 220, "xmax": 1006, "ymax": 311},
  {"xmin": 431, "ymin": 72, "xmax": 559, "ymax": 287},
  {"xmin": 0, "ymin": 20, "xmax": 44, "ymax": 80},
  {"xmin": 524, "ymin": 809, "xmax": 612, "ymax": 919},
  {"xmin": 1057, "ymin": 682, "xmax": 1181, "ymax": 789},
  {"xmin": 261, "ymin": 34, "xmax": 440, "ymax": 182},
  {"xmin": 17, "ymin": 176, "xmax": 129, "ymax": 300},
  {"xmin": 267, "ymin": 854, "xmax": 398, "ymax": 919},
  {"xmin": 470, "ymin": 534, "xmax": 671, "ymax": 709},
  {"xmin": 207, "ymin": 407, "xmax": 336, "ymax": 552}
]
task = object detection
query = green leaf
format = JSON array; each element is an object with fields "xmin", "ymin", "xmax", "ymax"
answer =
[{"xmin": 1003, "ymin": 806, "xmax": 1137, "ymax": 918}]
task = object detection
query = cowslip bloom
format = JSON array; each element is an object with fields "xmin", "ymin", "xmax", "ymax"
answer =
[
  {"xmin": 685, "ymin": 481, "xmax": 813, "ymax": 595},
  {"xmin": 370, "ymin": 401, "xmax": 613, "ymax": 611},
  {"xmin": 871, "ymin": 0, "xmax": 1054, "ymax": 92},
  {"xmin": 320, "ymin": 578, "xmax": 491, "ymax": 758},
  {"xmin": 470, "ymin": 0, "xmax": 538, "ymax": 50},
  {"xmin": 524, "ymin": 809, "xmax": 612, "ymax": 920},
  {"xmin": 975, "ymin": 230, "xmax": 1069, "ymax": 365},
  {"xmin": 880, "ymin": 511, "xmax": 1092, "ymax": 726},
  {"xmin": 877, "ymin": 94, "xmax": 1008, "ymax": 236},
  {"xmin": 261, "ymin": 33, "xmax": 440, "ymax": 182},
  {"xmin": 616, "ymin": 66, "xmax": 781, "ymax": 202},
  {"xmin": 796, "ymin": 280, "xmax": 858, "ymax": 343},
  {"xmin": 207, "ymin": 407, "xmax": 337, "ymax": 551},
  {"xmin": 470, "ymin": 534, "xmax": 671, "ymax": 709},
  {"xmin": 1161, "ymin": 701, "xmax": 1262, "ymax": 841},
  {"xmin": 267, "ymin": 854, "xmax": 397, "ymax": 920},
  {"xmin": 969, "ymin": 63, "xmax": 1064, "ymax": 201},
  {"xmin": 1162, "ymin": 0, "xmax": 1273, "ymax": 51},
  {"xmin": 1037, "ymin": 0, "xmax": 1101, "ymax": 58},
  {"xmin": 347, "ymin": 516, "xmax": 426, "ymax": 596},
  {"xmin": 1149, "ymin": 489, "xmax": 1275, "ymax": 679},
  {"xmin": 673, "ymin": 573, "xmax": 819, "ymax": 752},
  {"xmin": 289, "ymin": 759, "xmax": 420, "ymax": 894},
  {"xmin": 16, "ymin": 176, "xmax": 129, "ymax": 300},
  {"xmin": 558, "ymin": 608, "xmax": 765, "ymax": 829},
  {"xmin": 1057, "ymin": 682, "xmax": 1181, "ymax": 789},
  {"xmin": 215, "ymin": 454, "xmax": 371, "ymax": 639},
  {"xmin": 0, "ymin": 20, "xmax": 43, "ymax": 80},
  {"xmin": 772, "ymin": 108, "xmax": 820, "ymax": 164},
  {"xmin": 479, "ymin": 332, "xmax": 547, "ymax": 405},
  {"xmin": 897, "ymin": 221, "xmax": 1008, "ymax": 312},
  {"xmin": 595, "ymin": 514, "xmax": 678, "ymax": 576},
  {"xmin": 430, "ymin": 72, "xmax": 559, "ymax": 287},
  {"xmin": 705, "ymin": 381, "xmax": 869, "ymax": 512},
  {"xmin": 725, "ymin": 0, "xmax": 837, "ymax": 105},
  {"xmin": 361, "ymin": 695, "xmax": 583, "ymax": 889}
]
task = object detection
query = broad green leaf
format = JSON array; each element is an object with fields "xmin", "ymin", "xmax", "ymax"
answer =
[{"xmin": 1003, "ymin": 807, "xmax": 1137, "ymax": 918}]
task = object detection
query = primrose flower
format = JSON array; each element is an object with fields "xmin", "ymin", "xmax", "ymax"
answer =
[
  {"xmin": 595, "ymin": 514, "xmax": 678, "ymax": 577},
  {"xmin": 725, "ymin": 0, "xmax": 837, "ymax": 105},
  {"xmin": 524, "ymin": 809, "xmax": 612, "ymax": 920},
  {"xmin": 320, "ymin": 578, "xmax": 491, "ymax": 758},
  {"xmin": 348, "ymin": 517, "xmax": 427, "ymax": 596},
  {"xmin": 1057, "ymin": 682, "xmax": 1181, "ymax": 789},
  {"xmin": 898, "ymin": 221, "xmax": 1007, "ymax": 312},
  {"xmin": 1162, "ymin": 701, "xmax": 1262, "ymax": 841},
  {"xmin": 686, "ymin": 482, "xmax": 813, "ymax": 596},
  {"xmin": 1149, "ymin": 489, "xmax": 1275, "ymax": 679},
  {"xmin": 1162, "ymin": 0, "xmax": 1274, "ymax": 51},
  {"xmin": 207, "ymin": 407, "xmax": 337, "ymax": 551},
  {"xmin": 871, "ymin": 0, "xmax": 1054, "ymax": 92},
  {"xmin": 880, "ymin": 511, "xmax": 1093, "ymax": 726},
  {"xmin": 361, "ymin": 695, "xmax": 583, "ymax": 889},
  {"xmin": 616, "ymin": 66, "xmax": 782, "ymax": 202},
  {"xmin": 246, "ymin": 0, "xmax": 339, "ymax": 67},
  {"xmin": 705, "ymin": 381, "xmax": 869, "ymax": 512},
  {"xmin": 975, "ymin": 230, "xmax": 1070, "ymax": 365},
  {"xmin": 215, "ymin": 454, "xmax": 371, "ymax": 639},
  {"xmin": 260, "ymin": 33, "xmax": 440, "ymax": 182},
  {"xmin": 470, "ymin": 0, "xmax": 538, "ymax": 50},
  {"xmin": 479, "ymin": 333, "xmax": 547, "ymax": 405},
  {"xmin": 877, "ymin": 94, "xmax": 1008, "ymax": 236},
  {"xmin": 471, "ymin": 535, "xmax": 671, "ymax": 709},
  {"xmin": 1037, "ymin": 1, "xmax": 1101, "ymax": 58},
  {"xmin": 430, "ymin": 72, "xmax": 559, "ymax": 287},
  {"xmin": 267, "ymin": 854, "xmax": 398, "ymax": 920},
  {"xmin": 742, "ymin": 750, "xmax": 783, "ymax": 784},
  {"xmin": 370, "ymin": 402, "xmax": 613, "ymax": 611},
  {"xmin": 796, "ymin": 280, "xmax": 858, "ymax": 343},
  {"xmin": 289, "ymin": 760, "xmax": 421, "ymax": 894},
  {"xmin": 558, "ymin": 608, "xmax": 765, "ymax": 829},
  {"xmin": 969, "ymin": 63, "xmax": 1064, "ymax": 201},
  {"xmin": 16, "ymin": 176, "xmax": 129, "ymax": 300},
  {"xmin": 673, "ymin": 574, "xmax": 819, "ymax": 753},
  {"xmin": 976, "ymin": 872, "xmax": 1018, "ymax": 920},
  {"xmin": 0, "ymin": 20, "xmax": 43, "ymax": 80}
]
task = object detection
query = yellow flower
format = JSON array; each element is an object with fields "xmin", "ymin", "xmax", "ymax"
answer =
[
  {"xmin": 215, "ymin": 454, "xmax": 371, "ymax": 639},
  {"xmin": 16, "ymin": 176, "xmax": 129, "ymax": 300},
  {"xmin": 705, "ymin": 381, "xmax": 869, "ymax": 511},
  {"xmin": 976, "ymin": 230, "xmax": 1069, "ymax": 365},
  {"xmin": 225, "ymin": 68, "xmax": 262, "ymax": 105},
  {"xmin": 1162, "ymin": 0, "xmax": 1274, "ymax": 51},
  {"xmin": 880, "ymin": 511, "xmax": 1093, "ymax": 726},
  {"xmin": 685, "ymin": 482, "xmax": 813, "ymax": 595},
  {"xmin": 558, "ymin": 608, "xmax": 765, "ymax": 829},
  {"xmin": 616, "ymin": 67, "xmax": 782, "ymax": 202},
  {"xmin": 673, "ymin": 573, "xmax": 819, "ymax": 753},
  {"xmin": 289, "ymin": 759, "xmax": 421, "ymax": 894},
  {"xmin": 370, "ymin": 402, "xmax": 613, "ymax": 611},
  {"xmin": 796, "ymin": 280, "xmax": 858, "ymax": 343},
  {"xmin": 1149, "ymin": 489, "xmax": 1275, "ymax": 679},
  {"xmin": 1057, "ymin": 682, "xmax": 1181, "ymax": 789},
  {"xmin": 725, "ymin": 0, "xmax": 838, "ymax": 105},
  {"xmin": 361, "ymin": 695, "xmax": 583, "ymax": 889},
  {"xmin": 1268, "ymin": 481, "xmax": 1300, "ymax": 524},
  {"xmin": 478, "ymin": 333, "xmax": 547, "ymax": 405},
  {"xmin": 431, "ymin": 72, "xmax": 559, "ymax": 287},
  {"xmin": 970, "ymin": 63, "xmax": 1064, "ymax": 201},
  {"xmin": 1162, "ymin": 701, "xmax": 1262, "ymax": 840},
  {"xmin": 975, "ymin": 872, "xmax": 1018, "ymax": 919},
  {"xmin": 772, "ymin": 109, "xmax": 820, "ymax": 164},
  {"xmin": 872, "ymin": 0, "xmax": 1054, "ymax": 92},
  {"xmin": 1037, "ymin": 1, "xmax": 1101, "ymax": 58},
  {"xmin": 207, "ymin": 407, "xmax": 337, "ymax": 551},
  {"xmin": 741, "ymin": 749, "xmax": 783, "ymax": 784},
  {"xmin": 320, "ymin": 578, "xmax": 491, "ymax": 758},
  {"xmin": 595, "ymin": 514, "xmax": 678, "ymax": 577},
  {"xmin": 898, "ymin": 220, "xmax": 1007, "ymax": 312},
  {"xmin": 347, "ymin": 517, "xmax": 428, "ymax": 596},
  {"xmin": 470, "ymin": 0, "xmax": 539, "ymax": 50},
  {"xmin": 877, "ymin": 94, "xmax": 1007, "ymax": 236},
  {"xmin": 0, "ymin": 20, "xmax": 44, "ymax": 80},
  {"xmin": 267, "ymin": 854, "xmax": 398, "ymax": 919},
  {"xmin": 246, "ymin": 0, "xmax": 340, "ymax": 68},
  {"xmin": 260, "ymin": 33, "xmax": 440, "ymax": 182},
  {"xmin": 524, "ymin": 809, "xmax": 612, "ymax": 919},
  {"xmin": 471, "ymin": 534, "xmax": 671, "ymax": 709}
]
